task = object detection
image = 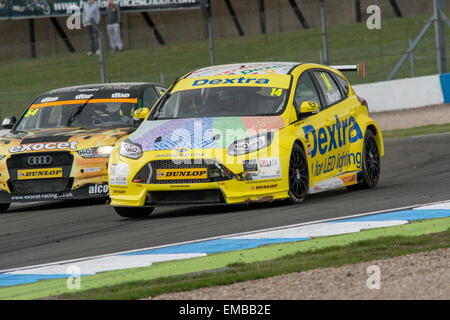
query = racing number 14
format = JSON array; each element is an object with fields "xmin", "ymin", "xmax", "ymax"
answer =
[{"xmin": 271, "ymin": 88, "xmax": 282, "ymax": 96}]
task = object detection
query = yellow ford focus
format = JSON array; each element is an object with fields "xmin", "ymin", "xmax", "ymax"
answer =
[{"xmin": 108, "ymin": 62, "xmax": 384, "ymax": 218}]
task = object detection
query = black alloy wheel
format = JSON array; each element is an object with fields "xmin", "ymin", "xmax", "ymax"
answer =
[
  {"xmin": 288, "ymin": 144, "xmax": 309, "ymax": 204},
  {"xmin": 349, "ymin": 129, "xmax": 380, "ymax": 190},
  {"xmin": 361, "ymin": 130, "xmax": 380, "ymax": 188}
]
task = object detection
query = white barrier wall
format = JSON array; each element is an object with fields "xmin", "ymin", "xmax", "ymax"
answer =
[{"xmin": 352, "ymin": 74, "xmax": 448, "ymax": 113}]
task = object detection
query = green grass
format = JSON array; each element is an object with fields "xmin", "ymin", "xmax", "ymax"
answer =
[
  {"xmin": 2, "ymin": 217, "xmax": 448, "ymax": 299},
  {"xmin": 1, "ymin": 13, "xmax": 449, "ymax": 118},
  {"xmin": 382, "ymin": 123, "xmax": 450, "ymax": 139},
  {"xmin": 56, "ymin": 225, "xmax": 450, "ymax": 300}
]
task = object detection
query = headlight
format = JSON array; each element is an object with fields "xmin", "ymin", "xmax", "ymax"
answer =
[
  {"xmin": 227, "ymin": 132, "xmax": 273, "ymax": 156},
  {"xmin": 77, "ymin": 146, "xmax": 114, "ymax": 158},
  {"xmin": 119, "ymin": 139, "xmax": 142, "ymax": 159}
]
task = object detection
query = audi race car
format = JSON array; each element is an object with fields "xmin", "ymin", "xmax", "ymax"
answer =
[
  {"xmin": 0, "ymin": 82, "xmax": 166, "ymax": 212},
  {"xmin": 108, "ymin": 62, "xmax": 383, "ymax": 218}
]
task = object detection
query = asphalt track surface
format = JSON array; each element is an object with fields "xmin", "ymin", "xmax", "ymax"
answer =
[{"xmin": 1, "ymin": 133, "xmax": 450, "ymax": 270}]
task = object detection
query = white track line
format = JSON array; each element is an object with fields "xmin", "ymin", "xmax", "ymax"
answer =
[{"xmin": 2, "ymin": 199, "xmax": 449, "ymax": 274}]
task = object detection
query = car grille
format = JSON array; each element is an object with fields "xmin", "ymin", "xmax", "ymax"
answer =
[
  {"xmin": 9, "ymin": 178, "xmax": 73, "ymax": 194},
  {"xmin": 133, "ymin": 159, "xmax": 235, "ymax": 184},
  {"xmin": 7, "ymin": 152, "xmax": 73, "ymax": 169}
]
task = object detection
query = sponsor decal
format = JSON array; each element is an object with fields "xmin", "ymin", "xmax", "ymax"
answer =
[
  {"xmin": 251, "ymin": 184, "xmax": 278, "ymax": 190},
  {"xmin": 109, "ymin": 163, "xmax": 129, "ymax": 185},
  {"xmin": 339, "ymin": 172, "xmax": 357, "ymax": 186},
  {"xmin": 311, "ymin": 152, "xmax": 362, "ymax": 177},
  {"xmin": 302, "ymin": 115, "xmax": 363, "ymax": 158},
  {"xmin": 309, "ymin": 177, "xmax": 343, "ymax": 194},
  {"xmin": 192, "ymin": 77, "xmax": 269, "ymax": 86},
  {"xmin": 11, "ymin": 192, "xmax": 73, "ymax": 201},
  {"xmin": 83, "ymin": 167, "xmax": 101, "ymax": 173},
  {"xmin": 244, "ymin": 172, "xmax": 259, "ymax": 181},
  {"xmin": 9, "ymin": 141, "xmax": 78, "ymax": 154},
  {"xmin": 111, "ymin": 93, "xmax": 131, "ymax": 98},
  {"xmin": 302, "ymin": 115, "xmax": 364, "ymax": 176},
  {"xmin": 40, "ymin": 97, "xmax": 59, "ymax": 103},
  {"xmin": 77, "ymin": 148, "xmax": 95, "ymax": 157},
  {"xmin": 78, "ymin": 88, "xmax": 99, "ymax": 92},
  {"xmin": 110, "ymin": 189, "xmax": 126, "ymax": 195},
  {"xmin": 258, "ymin": 157, "xmax": 282, "ymax": 179},
  {"xmin": 243, "ymin": 160, "xmax": 258, "ymax": 172},
  {"xmin": 88, "ymin": 184, "xmax": 109, "ymax": 195},
  {"xmin": 243, "ymin": 158, "xmax": 281, "ymax": 181},
  {"xmin": 75, "ymin": 94, "xmax": 94, "ymax": 99},
  {"xmin": 17, "ymin": 168, "xmax": 63, "ymax": 180},
  {"xmin": 156, "ymin": 168, "xmax": 207, "ymax": 180}
]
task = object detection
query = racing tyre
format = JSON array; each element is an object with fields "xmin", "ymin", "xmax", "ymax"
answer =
[
  {"xmin": 350, "ymin": 129, "xmax": 380, "ymax": 190},
  {"xmin": 113, "ymin": 206, "xmax": 154, "ymax": 218},
  {"xmin": 0, "ymin": 203, "xmax": 10, "ymax": 213},
  {"xmin": 288, "ymin": 143, "xmax": 309, "ymax": 204}
]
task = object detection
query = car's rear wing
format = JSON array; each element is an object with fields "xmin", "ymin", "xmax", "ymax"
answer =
[{"xmin": 330, "ymin": 62, "xmax": 366, "ymax": 77}]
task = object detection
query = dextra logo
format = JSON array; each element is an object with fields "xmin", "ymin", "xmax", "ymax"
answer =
[
  {"xmin": 192, "ymin": 77, "xmax": 270, "ymax": 86},
  {"xmin": 302, "ymin": 115, "xmax": 362, "ymax": 157}
]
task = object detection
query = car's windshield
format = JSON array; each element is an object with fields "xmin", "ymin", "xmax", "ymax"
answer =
[
  {"xmin": 15, "ymin": 101, "xmax": 137, "ymax": 131},
  {"xmin": 152, "ymin": 86, "xmax": 288, "ymax": 119}
]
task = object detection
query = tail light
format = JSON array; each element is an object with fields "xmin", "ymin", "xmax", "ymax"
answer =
[{"xmin": 357, "ymin": 96, "xmax": 369, "ymax": 114}]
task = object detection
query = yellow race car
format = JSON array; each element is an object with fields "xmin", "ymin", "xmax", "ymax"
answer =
[
  {"xmin": 0, "ymin": 82, "xmax": 166, "ymax": 212},
  {"xmin": 108, "ymin": 62, "xmax": 384, "ymax": 218}
]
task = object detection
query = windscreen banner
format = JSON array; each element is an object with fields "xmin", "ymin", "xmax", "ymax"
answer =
[{"xmin": 0, "ymin": 0, "xmax": 200, "ymax": 20}]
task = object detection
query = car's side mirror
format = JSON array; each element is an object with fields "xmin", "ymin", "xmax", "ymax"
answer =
[
  {"xmin": 2, "ymin": 116, "xmax": 16, "ymax": 129},
  {"xmin": 300, "ymin": 101, "xmax": 320, "ymax": 115},
  {"xmin": 133, "ymin": 107, "xmax": 150, "ymax": 126}
]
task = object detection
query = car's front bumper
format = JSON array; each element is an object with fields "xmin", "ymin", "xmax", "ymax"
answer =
[
  {"xmin": 0, "ymin": 151, "xmax": 110, "ymax": 203},
  {"xmin": 108, "ymin": 149, "xmax": 290, "ymax": 207},
  {"xmin": 0, "ymin": 182, "xmax": 109, "ymax": 202}
]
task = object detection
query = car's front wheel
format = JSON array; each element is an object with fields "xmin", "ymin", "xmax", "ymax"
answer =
[
  {"xmin": 288, "ymin": 143, "xmax": 309, "ymax": 204},
  {"xmin": 0, "ymin": 203, "xmax": 10, "ymax": 213},
  {"xmin": 113, "ymin": 206, "xmax": 154, "ymax": 218}
]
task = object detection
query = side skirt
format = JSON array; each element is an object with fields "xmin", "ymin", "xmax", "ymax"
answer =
[{"xmin": 308, "ymin": 171, "xmax": 362, "ymax": 194}]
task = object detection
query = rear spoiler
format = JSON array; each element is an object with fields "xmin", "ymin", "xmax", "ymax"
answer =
[{"xmin": 330, "ymin": 62, "xmax": 366, "ymax": 77}]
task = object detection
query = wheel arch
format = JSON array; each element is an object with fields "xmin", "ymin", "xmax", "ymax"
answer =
[
  {"xmin": 366, "ymin": 123, "xmax": 384, "ymax": 158},
  {"xmin": 292, "ymin": 138, "xmax": 312, "ymax": 186}
]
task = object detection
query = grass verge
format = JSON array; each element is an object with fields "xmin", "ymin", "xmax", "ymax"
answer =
[
  {"xmin": 2, "ymin": 217, "xmax": 448, "ymax": 299},
  {"xmin": 382, "ymin": 123, "xmax": 450, "ymax": 139},
  {"xmin": 55, "ymin": 221, "xmax": 450, "ymax": 300}
]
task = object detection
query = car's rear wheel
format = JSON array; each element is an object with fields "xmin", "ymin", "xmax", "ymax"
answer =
[
  {"xmin": 0, "ymin": 203, "xmax": 10, "ymax": 213},
  {"xmin": 288, "ymin": 143, "xmax": 309, "ymax": 204},
  {"xmin": 350, "ymin": 129, "xmax": 380, "ymax": 190},
  {"xmin": 113, "ymin": 206, "xmax": 154, "ymax": 218}
]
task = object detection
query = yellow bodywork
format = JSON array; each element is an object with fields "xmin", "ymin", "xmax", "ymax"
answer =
[{"xmin": 109, "ymin": 63, "xmax": 384, "ymax": 207}]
